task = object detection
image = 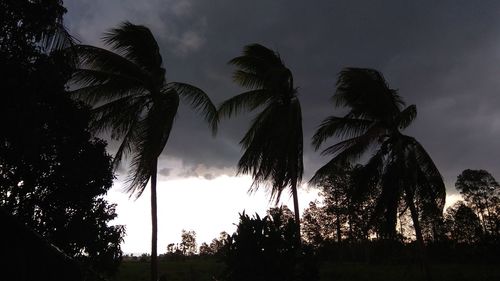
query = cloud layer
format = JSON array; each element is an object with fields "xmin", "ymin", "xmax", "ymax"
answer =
[{"xmin": 65, "ymin": 0, "xmax": 500, "ymax": 192}]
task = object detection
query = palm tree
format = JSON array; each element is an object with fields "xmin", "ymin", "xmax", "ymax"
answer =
[
  {"xmin": 311, "ymin": 68, "xmax": 445, "ymax": 279},
  {"xmin": 218, "ymin": 44, "xmax": 303, "ymax": 239},
  {"xmin": 70, "ymin": 22, "xmax": 217, "ymax": 281}
]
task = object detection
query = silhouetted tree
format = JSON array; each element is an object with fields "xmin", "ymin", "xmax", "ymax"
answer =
[
  {"xmin": 311, "ymin": 68, "xmax": 445, "ymax": 279},
  {"xmin": 198, "ymin": 231, "xmax": 231, "ymax": 257},
  {"xmin": 455, "ymin": 169, "xmax": 500, "ymax": 235},
  {"xmin": 199, "ymin": 242, "xmax": 212, "ymax": 256},
  {"xmin": 301, "ymin": 165, "xmax": 380, "ymax": 247},
  {"xmin": 222, "ymin": 208, "xmax": 316, "ymax": 281},
  {"xmin": 70, "ymin": 22, "xmax": 217, "ymax": 281},
  {"xmin": 0, "ymin": 0, "xmax": 123, "ymax": 276},
  {"xmin": 0, "ymin": 0, "xmax": 72, "ymax": 58},
  {"xmin": 444, "ymin": 202, "xmax": 483, "ymax": 244},
  {"xmin": 218, "ymin": 44, "xmax": 304, "ymax": 238},
  {"xmin": 301, "ymin": 201, "xmax": 332, "ymax": 246},
  {"xmin": 180, "ymin": 229, "xmax": 197, "ymax": 256}
]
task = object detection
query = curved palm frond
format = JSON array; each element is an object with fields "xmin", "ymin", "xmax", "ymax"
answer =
[
  {"xmin": 71, "ymin": 69, "xmax": 146, "ymax": 104},
  {"xmin": 349, "ymin": 148, "xmax": 385, "ymax": 200},
  {"xmin": 102, "ymin": 21, "xmax": 163, "ymax": 72},
  {"xmin": 405, "ymin": 136, "xmax": 446, "ymax": 209},
  {"xmin": 125, "ymin": 91, "xmax": 179, "ymax": 198},
  {"xmin": 72, "ymin": 45, "xmax": 147, "ymax": 79},
  {"xmin": 333, "ymin": 68, "xmax": 404, "ymax": 122},
  {"xmin": 41, "ymin": 20, "xmax": 77, "ymax": 54},
  {"xmin": 311, "ymin": 131, "xmax": 378, "ymax": 185},
  {"xmin": 90, "ymin": 95, "xmax": 149, "ymax": 137},
  {"xmin": 232, "ymin": 70, "xmax": 266, "ymax": 89},
  {"xmin": 167, "ymin": 82, "xmax": 218, "ymax": 133},
  {"xmin": 312, "ymin": 115, "xmax": 374, "ymax": 150},
  {"xmin": 320, "ymin": 124, "xmax": 382, "ymax": 157},
  {"xmin": 240, "ymin": 99, "xmax": 303, "ymax": 203},
  {"xmin": 229, "ymin": 44, "xmax": 283, "ymax": 73},
  {"xmin": 397, "ymin": 104, "xmax": 417, "ymax": 130},
  {"xmin": 218, "ymin": 89, "xmax": 271, "ymax": 120}
]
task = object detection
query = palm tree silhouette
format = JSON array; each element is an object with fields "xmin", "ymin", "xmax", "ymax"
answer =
[
  {"xmin": 311, "ymin": 68, "xmax": 445, "ymax": 278},
  {"xmin": 218, "ymin": 44, "xmax": 303, "ymax": 238},
  {"xmin": 70, "ymin": 22, "xmax": 217, "ymax": 281}
]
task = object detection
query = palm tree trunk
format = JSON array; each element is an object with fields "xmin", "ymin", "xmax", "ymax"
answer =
[
  {"xmin": 406, "ymin": 191, "xmax": 432, "ymax": 281},
  {"xmin": 291, "ymin": 181, "xmax": 301, "ymax": 246},
  {"xmin": 151, "ymin": 159, "xmax": 158, "ymax": 281}
]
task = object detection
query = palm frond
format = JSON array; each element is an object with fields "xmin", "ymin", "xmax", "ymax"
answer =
[
  {"xmin": 320, "ymin": 125, "xmax": 382, "ymax": 157},
  {"xmin": 333, "ymin": 68, "xmax": 404, "ymax": 121},
  {"xmin": 218, "ymin": 89, "xmax": 270, "ymax": 120},
  {"xmin": 167, "ymin": 82, "xmax": 218, "ymax": 133},
  {"xmin": 125, "ymin": 92, "xmax": 179, "ymax": 198},
  {"xmin": 42, "ymin": 23, "xmax": 76, "ymax": 54},
  {"xmin": 72, "ymin": 45, "xmax": 146, "ymax": 80},
  {"xmin": 350, "ymin": 149, "xmax": 385, "ymax": 200},
  {"xmin": 102, "ymin": 21, "xmax": 163, "ymax": 73},
  {"xmin": 407, "ymin": 136, "xmax": 446, "ymax": 209},
  {"xmin": 239, "ymin": 100, "xmax": 303, "ymax": 203},
  {"xmin": 397, "ymin": 105, "xmax": 417, "ymax": 130},
  {"xmin": 232, "ymin": 70, "xmax": 266, "ymax": 89},
  {"xmin": 90, "ymin": 95, "xmax": 149, "ymax": 138},
  {"xmin": 312, "ymin": 115, "xmax": 373, "ymax": 150},
  {"xmin": 112, "ymin": 117, "xmax": 140, "ymax": 170},
  {"xmin": 229, "ymin": 44, "xmax": 283, "ymax": 72},
  {"xmin": 71, "ymin": 69, "xmax": 146, "ymax": 104},
  {"xmin": 229, "ymin": 44, "xmax": 290, "ymax": 91}
]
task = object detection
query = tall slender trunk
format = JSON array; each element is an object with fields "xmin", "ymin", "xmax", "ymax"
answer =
[
  {"xmin": 151, "ymin": 159, "xmax": 158, "ymax": 281},
  {"xmin": 291, "ymin": 181, "xmax": 301, "ymax": 246},
  {"xmin": 406, "ymin": 191, "xmax": 432, "ymax": 281}
]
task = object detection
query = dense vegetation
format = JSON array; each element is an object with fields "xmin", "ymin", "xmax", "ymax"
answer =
[
  {"xmin": 0, "ymin": 0, "xmax": 123, "ymax": 276},
  {"xmin": 1, "ymin": 1, "xmax": 499, "ymax": 281}
]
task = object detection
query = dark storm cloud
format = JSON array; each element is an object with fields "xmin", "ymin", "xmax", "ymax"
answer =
[{"xmin": 65, "ymin": 0, "xmax": 500, "ymax": 191}]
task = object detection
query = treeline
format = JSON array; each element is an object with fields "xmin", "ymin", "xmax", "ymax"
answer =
[
  {"xmin": 154, "ymin": 167, "xmax": 499, "ymax": 279},
  {"xmin": 302, "ymin": 168, "xmax": 499, "ymax": 246}
]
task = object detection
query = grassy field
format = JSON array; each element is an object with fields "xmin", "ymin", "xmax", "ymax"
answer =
[
  {"xmin": 113, "ymin": 258, "xmax": 500, "ymax": 281},
  {"xmin": 113, "ymin": 258, "xmax": 224, "ymax": 281}
]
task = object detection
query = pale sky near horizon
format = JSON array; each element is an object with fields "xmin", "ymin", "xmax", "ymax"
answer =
[
  {"xmin": 108, "ymin": 175, "xmax": 461, "ymax": 255},
  {"xmin": 108, "ymin": 174, "xmax": 322, "ymax": 254},
  {"xmin": 64, "ymin": 0, "xmax": 499, "ymax": 254}
]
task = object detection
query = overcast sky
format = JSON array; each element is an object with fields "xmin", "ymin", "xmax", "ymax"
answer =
[{"xmin": 64, "ymin": 0, "xmax": 500, "ymax": 253}]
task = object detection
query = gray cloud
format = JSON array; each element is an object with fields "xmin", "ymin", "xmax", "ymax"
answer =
[
  {"xmin": 203, "ymin": 173, "xmax": 214, "ymax": 180},
  {"xmin": 158, "ymin": 168, "xmax": 172, "ymax": 177},
  {"xmin": 65, "ymin": 0, "xmax": 500, "ymax": 191}
]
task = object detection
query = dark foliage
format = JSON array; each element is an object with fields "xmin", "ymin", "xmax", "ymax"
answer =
[
  {"xmin": 0, "ymin": 0, "xmax": 124, "ymax": 276},
  {"xmin": 219, "ymin": 44, "xmax": 304, "ymax": 233},
  {"xmin": 455, "ymin": 169, "xmax": 500, "ymax": 237},
  {"xmin": 311, "ymin": 68, "xmax": 445, "ymax": 243},
  {"xmin": 220, "ymin": 208, "xmax": 318, "ymax": 281},
  {"xmin": 69, "ymin": 21, "xmax": 217, "ymax": 281},
  {"xmin": 0, "ymin": 0, "xmax": 71, "ymax": 58},
  {"xmin": 444, "ymin": 202, "xmax": 483, "ymax": 244}
]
